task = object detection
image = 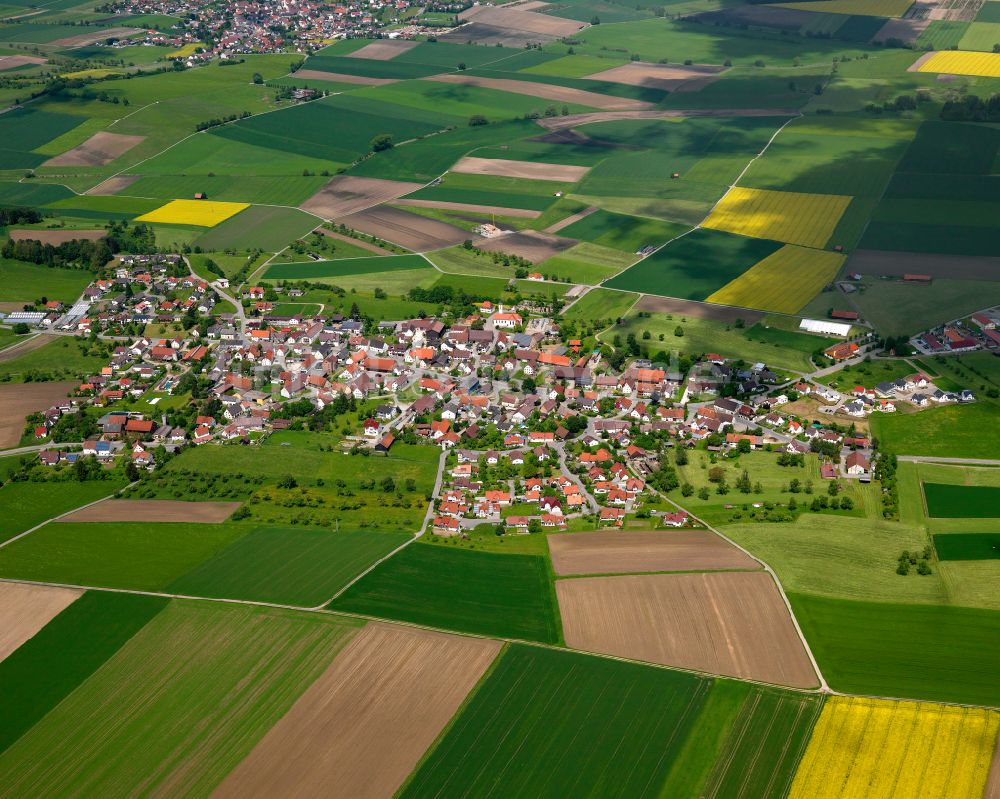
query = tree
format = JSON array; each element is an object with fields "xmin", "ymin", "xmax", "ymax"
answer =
[
  {"xmin": 737, "ymin": 438, "xmax": 752, "ymax": 454},
  {"xmin": 252, "ymin": 72, "xmax": 263, "ymax": 84},
  {"xmin": 370, "ymin": 133, "xmax": 393, "ymax": 152},
  {"xmin": 698, "ymin": 486, "xmax": 710, "ymax": 500},
  {"xmin": 708, "ymin": 466, "xmax": 725, "ymax": 483},
  {"xmin": 468, "ymin": 114, "xmax": 488, "ymax": 126},
  {"xmin": 736, "ymin": 469, "xmax": 752, "ymax": 494},
  {"xmin": 681, "ymin": 482, "xmax": 694, "ymax": 497},
  {"xmin": 674, "ymin": 325, "xmax": 684, "ymax": 337},
  {"xmin": 789, "ymin": 477, "xmax": 801, "ymax": 493},
  {"xmin": 591, "ymin": 14, "xmax": 600, "ymax": 23},
  {"xmin": 12, "ymin": 323, "xmax": 29, "ymax": 335},
  {"xmin": 528, "ymin": 518, "xmax": 542, "ymax": 534},
  {"xmin": 458, "ymin": 62, "xmax": 466, "ymax": 70},
  {"xmin": 675, "ymin": 447, "xmax": 688, "ymax": 466},
  {"xmin": 278, "ymin": 475, "xmax": 297, "ymax": 489}
]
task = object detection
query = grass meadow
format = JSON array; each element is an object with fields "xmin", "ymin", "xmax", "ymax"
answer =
[
  {"xmin": 0, "ymin": 260, "xmax": 94, "ymax": 304},
  {"xmin": 0, "ymin": 479, "xmax": 127, "ymax": 544}
]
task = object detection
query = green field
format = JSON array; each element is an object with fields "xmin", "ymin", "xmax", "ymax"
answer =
[
  {"xmin": 0, "ymin": 260, "xmax": 93, "ymax": 304},
  {"xmin": 563, "ymin": 287, "xmax": 638, "ymax": 321},
  {"xmin": 0, "ymin": 521, "xmax": 250, "ymax": 590},
  {"xmin": 0, "ymin": 479, "xmax": 127, "ymax": 544},
  {"xmin": 558, "ymin": 209, "xmax": 688, "ymax": 253},
  {"xmin": 400, "ymin": 644, "xmax": 709, "ymax": 799},
  {"xmin": 0, "ymin": 591, "xmax": 167, "ymax": 754},
  {"xmin": 0, "ymin": 106, "xmax": 83, "ymax": 169},
  {"xmin": 0, "ymin": 337, "xmax": 112, "ymax": 383},
  {"xmin": 817, "ymin": 357, "xmax": 916, "ymax": 391},
  {"xmin": 605, "ymin": 230, "xmax": 783, "ymax": 300},
  {"xmin": 330, "ymin": 543, "xmax": 561, "ymax": 644},
  {"xmin": 167, "ymin": 527, "xmax": 411, "ymax": 606},
  {"xmin": 933, "ymin": 533, "xmax": 1000, "ymax": 561},
  {"xmin": 789, "ymin": 593, "xmax": 1000, "ymax": 706},
  {"xmin": 264, "ymin": 254, "xmax": 428, "ymax": 280},
  {"xmin": 924, "ymin": 483, "xmax": 1000, "ymax": 519},
  {"xmin": 871, "ymin": 402, "xmax": 1000, "ymax": 459},
  {"xmin": 191, "ymin": 205, "xmax": 319, "ymax": 252},
  {"xmin": 0, "ymin": 601, "xmax": 361, "ymax": 797}
]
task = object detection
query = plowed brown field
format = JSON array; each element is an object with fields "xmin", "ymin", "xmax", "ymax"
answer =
[
  {"xmin": 300, "ymin": 176, "xmax": 423, "ymax": 220},
  {"xmin": 347, "ymin": 40, "xmax": 418, "ymax": 60},
  {"xmin": 557, "ymin": 571, "xmax": 817, "ymax": 687},
  {"xmin": 213, "ymin": 623, "xmax": 501, "ymax": 799},
  {"xmin": 0, "ymin": 381, "xmax": 75, "ymax": 449},
  {"xmin": 0, "ymin": 582, "xmax": 81, "ymax": 663},
  {"xmin": 585, "ymin": 62, "xmax": 724, "ymax": 91},
  {"xmin": 451, "ymin": 156, "xmax": 589, "ymax": 182},
  {"xmin": 548, "ymin": 529, "xmax": 760, "ymax": 576},
  {"xmin": 44, "ymin": 132, "xmax": 144, "ymax": 167},
  {"xmin": 422, "ymin": 73, "xmax": 652, "ymax": 111},
  {"xmin": 8, "ymin": 229, "xmax": 105, "ymax": 244},
  {"xmin": 57, "ymin": 499, "xmax": 240, "ymax": 524},
  {"xmin": 475, "ymin": 229, "xmax": 574, "ymax": 262},
  {"xmin": 340, "ymin": 205, "xmax": 468, "ymax": 251}
]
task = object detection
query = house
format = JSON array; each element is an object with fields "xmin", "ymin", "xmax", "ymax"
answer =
[
  {"xmin": 824, "ymin": 342, "xmax": 859, "ymax": 361},
  {"xmin": 433, "ymin": 516, "xmax": 460, "ymax": 535},
  {"xmin": 375, "ymin": 433, "xmax": 395, "ymax": 454},
  {"xmin": 845, "ymin": 451, "xmax": 871, "ymax": 476},
  {"xmin": 660, "ymin": 511, "xmax": 689, "ymax": 528},
  {"xmin": 599, "ymin": 508, "xmax": 625, "ymax": 527}
]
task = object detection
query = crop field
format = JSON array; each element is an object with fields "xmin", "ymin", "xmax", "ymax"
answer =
[
  {"xmin": 564, "ymin": 287, "xmax": 638, "ymax": 321},
  {"xmin": 193, "ymin": 205, "xmax": 319, "ymax": 252},
  {"xmin": 789, "ymin": 697, "xmax": 999, "ymax": 799},
  {"xmin": 915, "ymin": 49, "xmax": 1000, "ymax": 77},
  {"xmin": 538, "ymin": 243, "xmax": 636, "ymax": 284},
  {"xmin": 0, "ymin": 106, "xmax": 83, "ymax": 169},
  {"xmin": 776, "ymin": 0, "xmax": 912, "ymax": 15},
  {"xmin": 167, "ymin": 527, "xmax": 411, "ymax": 607},
  {"xmin": 934, "ymin": 533, "xmax": 1000, "ymax": 561},
  {"xmin": 0, "ymin": 521, "xmax": 250, "ymax": 591},
  {"xmin": 330, "ymin": 542, "xmax": 561, "ymax": 643},
  {"xmin": 136, "ymin": 199, "xmax": 250, "ymax": 227},
  {"xmin": 557, "ymin": 572, "xmax": 817, "ymax": 687},
  {"xmin": 924, "ymin": 483, "xmax": 1000, "ymax": 518},
  {"xmin": 0, "ymin": 591, "xmax": 167, "ymax": 754},
  {"xmin": 706, "ymin": 245, "xmax": 844, "ymax": 314},
  {"xmin": 264, "ymin": 254, "xmax": 427, "ymax": 280},
  {"xmin": 57, "ymin": 499, "xmax": 239, "ymax": 524},
  {"xmin": 703, "ymin": 187, "xmax": 852, "ymax": 249},
  {"xmin": 0, "ymin": 601, "xmax": 361, "ymax": 797},
  {"xmin": 789, "ymin": 593, "xmax": 1000, "ymax": 706},
  {"xmin": 216, "ymin": 624, "xmax": 501, "ymax": 799},
  {"xmin": 0, "ymin": 582, "xmax": 81, "ymax": 663},
  {"xmin": 556, "ymin": 209, "xmax": 688, "ymax": 254},
  {"xmin": 400, "ymin": 644, "xmax": 709, "ymax": 799},
  {"xmin": 0, "ymin": 479, "xmax": 127, "ymax": 544},
  {"xmin": 871, "ymin": 402, "xmax": 1000, "ymax": 460},
  {"xmin": 0, "ymin": 260, "xmax": 93, "ymax": 304}
]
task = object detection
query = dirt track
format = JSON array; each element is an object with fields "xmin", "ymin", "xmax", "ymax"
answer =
[
  {"xmin": 585, "ymin": 62, "xmax": 725, "ymax": 92},
  {"xmin": 0, "ymin": 381, "xmax": 76, "ymax": 450},
  {"xmin": 537, "ymin": 107, "xmax": 799, "ymax": 131},
  {"xmin": 847, "ymin": 249, "xmax": 1000, "ymax": 281},
  {"xmin": 0, "ymin": 582, "xmax": 82, "ymax": 663},
  {"xmin": 57, "ymin": 499, "xmax": 240, "ymax": 524},
  {"xmin": 44, "ymin": 132, "xmax": 144, "ymax": 167},
  {"xmin": 557, "ymin": 571, "xmax": 818, "ymax": 687},
  {"xmin": 476, "ymin": 229, "xmax": 574, "ymax": 262},
  {"xmin": 300, "ymin": 176, "xmax": 423, "ymax": 220},
  {"xmin": 212, "ymin": 623, "xmax": 501, "ymax": 799},
  {"xmin": 452, "ymin": 156, "xmax": 589, "ymax": 182},
  {"xmin": 8, "ymin": 229, "xmax": 105, "ymax": 245},
  {"xmin": 294, "ymin": 69, "xmax": 398, "ymax": 86},
  {"xmin": 347, "ymin": 39, "xmax": 418, "ymax": 60},
  {"xmin": 422, "ymin": 74, "xmax": 652, "ymax": 111},
  {"xmin": 86, "ymin": 175, "xmax": 139, "ymax": 196},
  {"xmin": 340, "ymin": 205, "xmax": 468, "ymax": 251},
  {"xmin": 548, "ymin": 529, "xmax": 760, "ymax": 576},
  {"xmin": 634, "ymin": 295, "xmax": 765, "ymax": 323},
  {"xmin": 394, "ymin": 198, "xmax": 541, "ymax": 218}
]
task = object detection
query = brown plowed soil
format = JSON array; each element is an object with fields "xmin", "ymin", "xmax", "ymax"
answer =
[
  {"xmin": 452, "ymin": 155, "xmax": 589, "ymax": 182},
  {"xmin": 57, "ymin": 499, "xmax": 240, "ymax": 524},
  {"xmin": 907, "ymin": 51, "xmax": 937, "ymax": 72},
  {"xmin": 0, "ymin": 582, "xmax": 82, "ymax": 663},
  {"xmin": 985, "ymin": 735, "xmax": 1000, "ymax": 799},
  {"xmin": 476, "ymin": 229, "xmax": 575, "ymax": 262},
  {"xmin": 293, "ymin": 69, "xmax": 398, "ymax": 86},
  {"xmin": 394, "ymin": 198, "xmax": 541, "ymax": 218},
  {"xmin": 441, "ymin": 22, "xmax": 560, "ymax": 47},
  {"xmin": 422, "ymin": 73, "xmax": 652, "ymax": 111},
  {"xmin": 317, "ymin": 228, "xmax": 396, "ymax": 255},
  {"xmin": 0, "ymin": 55, "xmax": 47, "ymax": 70},
  {"xmin": 51, "ymin": 27, "xmax": 142, "ymax": 46},
  {"xmin": 300, "ymin": 176, "xmax": 423, "ymax": 220},
  {"xmin": 557, "ymin": 571, "xmax": 818, "ymax": 687},
  {"xmin": 8, "ymin": 229, "xmax": 105, "ymax": 245},
  {"xmin": 634, "ymin": 294, "xmax": 765, "ymax": 323},
  {"xmin": 548, "ymin": 529, "xmax": 760, "ymax": 576},
  {"xmin": 585, "ymin": 62, "xmax": 725, "ymax": 92},
  {"xmin": 0, "ymin": 381, "xmax": 76, "ymax": 449},
  {"xmin": 213, "ymin": 623, "xmax": 501, "ymax": 799},
  {"xmin": 346, "ymin": 39, "xmax": 419, "ymax": 60},
  {"xmin": 340, "ymin": 205, "xmax": 468, "ymax": 251},
  {"xmin": 459, "ymin": 4, "xmax": 585, "ymax": 36},
  {"xmin": 537, "ymin": 107, "xmax": 799, "ymax": 131},
  {"xmin": 0, "ymin": 333, "xmax": 50, "ymax": 363},
  {"xmin": 872, "ymin": 17, "xmax": 929, "ymax": 43},
  {"xmin": 847, "ymin": 249, "xmax": 1000, "ymax": 280},
  {"xmin": 85, "ymin": 175, "xmax": 139, "ymax": 196},
  {"xmin": 43, "ymin": 132, "xmax": 144, "ymax": 167}
]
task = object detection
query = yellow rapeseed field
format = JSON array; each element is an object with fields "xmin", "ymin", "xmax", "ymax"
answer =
[
  {"xmin": 772, "ymin": 0, "xmax": 912, "ymax": 16},
  {"xmin": 706, "ymin": 244, "xmax": 844, "ymax": 314},
  {"xmin": 168, "ymin": 42, "xmax": 205, "ymax": 59},
  {"xmin": 702, "ymin": 187, "xmax": 852, "ymax": 249},
  {"xmin": 917, "ymin": 50, "xmax": 1000, "ymax": 78},
  {"xmin": 790, "ymin": 696, "xmax": 1000, "ymax": 799},
  {"xmin": 137, "ymin": 200, "xmax": 250, "ymax": 228}
]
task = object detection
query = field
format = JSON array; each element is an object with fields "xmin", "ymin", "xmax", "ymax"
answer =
[
  {"xmin": 564, "ymin": 287, "xmax": 638, "ymax": 321},
  {"xmin": 400, "ymin": 644, "xmax": 709, "ymax": 799},
  {"xmin": 556, "ymin": 209, "xmax": 687, "ymax": 254},
  {"xmin": 167, "ymin": 527, "xmax": 410, "ymax": 607},
  {"xmin": 934, "ymin": 533, "xmax": 1000, "ymax": 561},
  {"xmin": 777, "ymin": 0, "xmax": 912, "ymax": 15},
  {"xmin": 548, "ymin": 529, "xmax": 759, "ymax": 576},
  {"xmin": 0, "ymin": 582, "xmax": 81, "ymax": 663},
  {"xmin": 871, "ymin": 402, "xmax": 1000, "ymax": 459},
  {"xmin": 703, "ymin": 187, "xmax": 852, "ymax": 249},
  {"xmin": 706, "ymin": 245, "xmax": 845, "ymax": 314},
  {"xmin": 0, "ymin": 260, "xmax": 92, "ymax": 304},
  {"xmin": 299, "ymin": 176, "xmax": 424, "ymax": 219},
  {"xmin": 789, "ymin": 696, "xmax": 999, "ymax": 799},
  {"xmin": 340, "ymin": 205, "xmax": 468, "ymax": 251},
  {"xmin": 0, "ymin": 521, "xmax": 249, "ymax": 591},
  {"xmin": 136, "ymin": 199, "xmax": 250, "ymax": 227},
  {"xmin": 215, "ymin": 624, "xmax": 501, "ymax": 799},
  {"xmin": 0, "ymin": 339, "xmax": 109, "ymax": 384},
  {"xmin": 557, "ymin": 571, "xmax": 817, "ymax": 687},
  {"xmin": 42, "ymin": 131, "xmax": 143, "ymax": 167},
  {"xmin": 451, "ymin": 156, "xmax": 589, "ymax": 183},
  {"xmin": 924, "ymin": 483, "xmax": 1000, "ymax": 519},
  {"xmin": 915, "ymin": 49, "xmax": 1000, "ymax": 77},
  {"xmin": 330, "ymin": 542, "xmax": 561, "ymax": 643},
  {"xmin": 193, "ymin": 205, "xmax": 319, "ymax": 252},
  {"xmin": 264, "ymin": 254, "xmax": 427, "ymax": 280},
  {"xmin": 57, "ymin": 499, "xmax": 240, "ymax": 524},
  {"xmin": 0, "ymin": 381, "xmax": 77, "ymax": 449},
  {"xmin": 789, "ymin": 593, "xmax": 1000, "ymax": 705},
  {"xmin": 0, "ymin": 601, "xmax": 361, "ymax": 797},
  {"xmin": 0, "ymin": 479, "xmax": 127, "ymax": 544}
]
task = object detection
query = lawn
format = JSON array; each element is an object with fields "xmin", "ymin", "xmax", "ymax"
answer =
[
  {"xmin": 0, "ymin": 601, "xmax": 361, "ymax": 797},
  {"xmin": 789, "ymin": 593, "xmax": 1000, "ymax": 706},
  {"xmin": 924, "ymin": 483, "xmax": 1000, "ymax": 519},
  {"xmin": 329, "ymin": 542, "xmax": 562, "ymax": 644},
  {"xmin": 933, "ymin": 533, "xmax": 1000, "ymax": 561},
  {"xmin": 0, "ymin": 591, "xmax": 167, "ymax": 754},
  {"xmin": 399, "ymin": 644, "xmax": 709, "ymax": 799},
  {"xmin": 0, "ymin": 260, "xmax": 93, "ymax": 304},
  {"xmin": 0, "ymin": 521, "xmax": 251, "ymax": 590},
  {"xmin": 604, "ymin": 229, "xmax": 783, "ymax": 301},
  {"xmin": 0, "ymin": 479, "xmax": 127, "ymax": 544},
  {"xmin": 871, "ymin": 401, "xmax": 1000, "ymax": 459},
  {"xmin": 167, "ymin": 526, "xmax": 411, "ymax": 606},
  {"xmin": 264, "ymin": 254, "xmax": 428, "ymax": 280},
  {"xmin": 817, "ymin": 357, "xmax": 917, "ymax": 390}
]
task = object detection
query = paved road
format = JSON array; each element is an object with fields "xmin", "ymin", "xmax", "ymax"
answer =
[{"xmin": 0, "ymin": 442, "xmax": 77, "ymax": 456}]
